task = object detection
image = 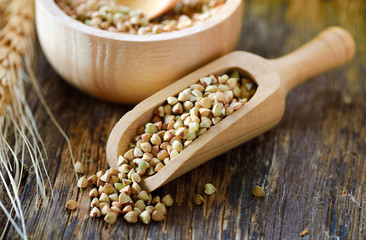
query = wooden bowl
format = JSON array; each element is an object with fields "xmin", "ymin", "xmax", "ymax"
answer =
[{"xmin": 36, "ymin": 0, "xmax": 243, "ymax": 104}]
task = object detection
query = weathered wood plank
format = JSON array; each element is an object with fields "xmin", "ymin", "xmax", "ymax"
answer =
[{"xmin": 2, "ymin": 0, "xmax": 365, "ymax": 239}]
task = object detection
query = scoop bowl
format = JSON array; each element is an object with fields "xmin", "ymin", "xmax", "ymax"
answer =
[{"xmin": 106, "ymin": 26, "xmax": 355, "ymax": 192}]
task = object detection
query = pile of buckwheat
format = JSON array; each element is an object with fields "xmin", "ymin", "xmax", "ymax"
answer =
[
  {"xmin": 127, "ymin": 70, "xmax": 256, "ymax": 176},
  {"xmin": 55, "ymin": 0, "xmax": 226, "ymax": 34},
  {"xmin": 68, "ymin": 71, "xmax": 256, "ymax": 225}
]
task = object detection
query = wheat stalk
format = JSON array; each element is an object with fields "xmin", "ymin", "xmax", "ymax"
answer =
[
  {"xmin": 0, "ymin": 1, "xmax": 41, "ymax": 239},
  {"xmin": 0, "ymin": 0, "xmax": 77, "ymax": 239}
]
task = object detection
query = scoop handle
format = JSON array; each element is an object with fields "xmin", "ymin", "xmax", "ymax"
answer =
[{"xmin": 270, "ymin": 26, "xmax": 356, "ymax": 94}]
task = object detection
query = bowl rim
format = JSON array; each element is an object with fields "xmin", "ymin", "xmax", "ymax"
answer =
[{"xmin": 38, "ymin": 0, "xmax": 242, "ymax": 42}]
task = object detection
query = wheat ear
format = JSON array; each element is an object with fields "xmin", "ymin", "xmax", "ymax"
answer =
[{"xmin": 0, "ymin": 0, "xmax": 76, "ymax": 239}]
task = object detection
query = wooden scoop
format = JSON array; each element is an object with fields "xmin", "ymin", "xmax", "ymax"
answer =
[
  {"xmin": 106, "ymin": 26, "xmax": 355, "ymax": 192},
  {"xmin": 117, "ymin": 0, "xmax": 180, "ymax": 20}
]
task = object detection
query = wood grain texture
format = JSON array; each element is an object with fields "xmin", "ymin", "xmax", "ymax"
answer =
[{"xmin": 1, "ymin": 0, "xmax": 366, "ymax": 239}]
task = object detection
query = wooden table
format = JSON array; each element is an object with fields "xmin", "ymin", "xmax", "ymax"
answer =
[{"xmin": 2, "ymin": 0, "xmax": 365, "ymax": 239}]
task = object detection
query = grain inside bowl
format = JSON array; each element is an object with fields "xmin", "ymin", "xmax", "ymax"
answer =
[
  {"xmin": 55, "ymin": 0, "xmax": 226, "ymax": 35},
  {"xmin": 37, "ymin": 0, "xmax": 243, "ymax": 103}
]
